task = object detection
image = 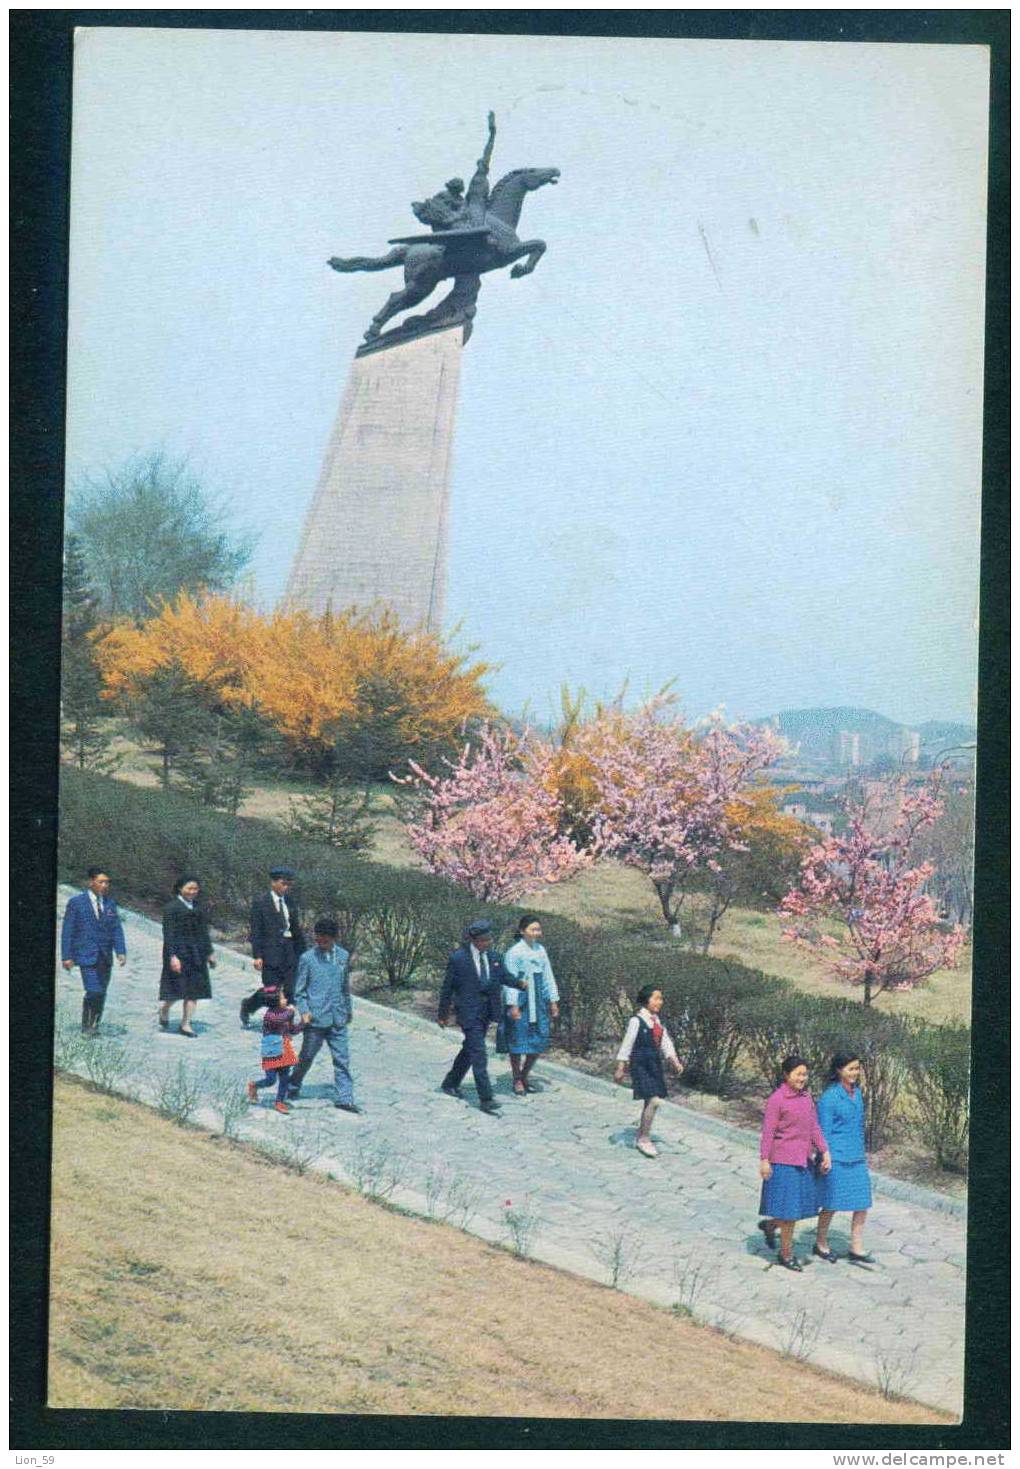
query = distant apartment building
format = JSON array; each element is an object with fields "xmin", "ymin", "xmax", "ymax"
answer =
[
  {"xmin": 890, "ymin": 726, "xmax": 921, "ymax": 764},
  {"xmin": 832, "ymin": 730, "xmax": 861, "ymax": 767},
  {"xmin": 827, "ymin": 724, "xmax": 919, "ymax": 769}
]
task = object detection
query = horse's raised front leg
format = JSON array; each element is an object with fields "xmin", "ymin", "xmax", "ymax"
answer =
[
  {"xmin": 329, "ymin": 247, "xmax": 406, "ymax": 274},
  {"xmin": 509, "ymin": 240, "xmax": 546, "ymax": 279}
]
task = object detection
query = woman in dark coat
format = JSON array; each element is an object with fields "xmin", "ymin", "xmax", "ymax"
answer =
[{"xmin": 159, "ymin": 876, "xmax": 215, "ymax": 1037}]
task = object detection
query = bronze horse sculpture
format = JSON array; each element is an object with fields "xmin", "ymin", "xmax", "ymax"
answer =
[{"xmin": 329, "ymin": 114, "xmax": 559, "ymax": 347}]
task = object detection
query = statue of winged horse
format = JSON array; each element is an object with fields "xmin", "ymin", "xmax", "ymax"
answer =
[{"xmin": 329, "ymin": 114, "xmax": 559, "ymax": 346}]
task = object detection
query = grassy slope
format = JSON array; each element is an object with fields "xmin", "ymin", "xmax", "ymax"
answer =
[
  {"xmin": 102, "ymin": 734, "xmax": 972, "ymax": 1026},
  {"xmin": 48, "ymin": 1076, "xmax": 947, "ymax": 1423},
  {"xmin": 66, "ymin": 743, "xmax": 971, "ymax": 1196}
]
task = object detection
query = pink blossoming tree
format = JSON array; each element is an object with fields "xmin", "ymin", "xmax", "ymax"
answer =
[
  {"xmin": 396, "ymin": 723, "xmax": 591, "ymax": 902},
  {"xmin": 580, "ymin": 701, "xmax": 786, "ymax": 932},
  {"xmin": 779, "ymin": 774, "xmax": 967, "ymax": 1005}
]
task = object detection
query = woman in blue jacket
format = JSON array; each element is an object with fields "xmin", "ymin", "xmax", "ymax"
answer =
[{"xmin": 814, "ymin": 1052, "xmax": 875, "ymax": 1265}]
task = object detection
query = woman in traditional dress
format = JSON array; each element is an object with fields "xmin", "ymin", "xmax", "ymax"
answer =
[{"xmin": 500, "ymin": 915, "xmax": 560, "ymax": 1095}]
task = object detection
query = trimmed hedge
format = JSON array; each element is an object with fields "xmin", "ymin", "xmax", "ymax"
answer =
[
  {"xmin": 903, "ymin": 1020, "xmax": 971, "ymax": 1173},
  {"xmin": 742, "ymin": 994, "xmax": 911, "ymax": 1149},
  {"xmin": 59, "ymin": 768, "xmax": 970, "ymax": 1166}
]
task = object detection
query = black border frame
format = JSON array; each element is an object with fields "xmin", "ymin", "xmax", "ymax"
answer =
[{"xmin": 10, "ymin": 8, "xmax": 1009, "ymax": 1451}]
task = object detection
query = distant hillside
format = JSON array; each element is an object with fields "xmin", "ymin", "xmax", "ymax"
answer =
[
  {"xmin": 915, "ymin": 721, "xmax": 978, "ymax": 749},
  {"xmin": 754, "ymin": 707, "xmax": 975, "ymax": 768},
  {"xmin": 762, "ymin": 707, "xmax": 897, "ymax": 739}
]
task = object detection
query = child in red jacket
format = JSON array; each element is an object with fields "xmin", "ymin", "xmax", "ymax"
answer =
[{"xmin": 246, "ymin": 985, "xmax": 303, "ymax": 1114}]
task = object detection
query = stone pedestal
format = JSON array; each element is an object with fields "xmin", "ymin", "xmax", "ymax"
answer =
[{"xmin": 284, "ymin": 325, "xmax": 464, "ymax": 631}]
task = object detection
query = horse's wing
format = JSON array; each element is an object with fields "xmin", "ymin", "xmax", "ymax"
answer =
[{"xmin": 387, "ymin": 228, "xmax": 490, "ymax": 245}]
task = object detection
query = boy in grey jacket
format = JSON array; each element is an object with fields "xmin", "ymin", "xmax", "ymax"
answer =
[{"xmin": 288, "ymin": 918, "xmax": 359, "ymax": 1113}]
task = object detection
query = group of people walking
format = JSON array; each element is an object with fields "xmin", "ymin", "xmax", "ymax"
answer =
[
  {"xmin": 61, "ymin": 865, "xmax": 360, "ymax": 1115},
  {"xmin": 60, "ymin": 865, "xmax": 872, "ymax": 1265}
]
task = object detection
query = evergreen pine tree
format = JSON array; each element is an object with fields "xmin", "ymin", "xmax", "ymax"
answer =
[
  {"xmin": 287, "ymin": 731, "xmax": 377, "ymax": 850},
  {"xmin": 176, "ymin": 702, "xmax": 279, "ymax": 815},
  {"xmin": 60, "ymin": 534, "xmax": 118, "ymax": 770},
  {"xmin": 127, "ymin": 662, "xmax": 217, "ymax": 790}
]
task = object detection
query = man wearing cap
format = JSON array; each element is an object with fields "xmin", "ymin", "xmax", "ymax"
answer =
[
  {"xmin": 240, "ymin": 867, "xmax": 307, "ymax": 1027},
  {"xmin": 437, "ymin": 920, "xmax": 526, "ymax": 1115}
]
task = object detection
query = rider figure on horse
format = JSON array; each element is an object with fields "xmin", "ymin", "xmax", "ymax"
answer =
[
  {"xmin": 329, "ymin": 112, "xmax": 557, "ymax": 345},
  {"xmin": 413, "ymin": 113, "xmax": 498, "ymax": 237}
]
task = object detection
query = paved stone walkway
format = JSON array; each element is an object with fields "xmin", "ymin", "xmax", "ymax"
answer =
[{"xmin": 54, "ymin": 891, "xmax": 965, "ymax": 1415}]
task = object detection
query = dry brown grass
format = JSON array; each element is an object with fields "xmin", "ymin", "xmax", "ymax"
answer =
[{"xmin": 48, "ymin": 1076, "xmax": 948, "ymax": 1423}]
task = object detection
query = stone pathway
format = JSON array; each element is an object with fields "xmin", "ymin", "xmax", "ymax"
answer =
[{"xmin": 53, "ymin": 891, "xmax": 965, "ymax": 1415}]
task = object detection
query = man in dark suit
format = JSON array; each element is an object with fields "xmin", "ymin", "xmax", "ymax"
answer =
[
  {"xmin": 437, "ymin": 919, "xmax": 526, "ymax": 1115},
  {"xmin": 61, "ymin": 866, "xmax": 127, "ymax": 1033},
  {"xmin": 240, "ymin": 866, "xmax": 307, "ymax": 1027}
]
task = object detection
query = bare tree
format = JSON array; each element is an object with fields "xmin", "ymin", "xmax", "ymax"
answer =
[
  {"xmin": 67, "ymin": 450, "xmax": 255, "ymax": 623},
  {"xmin": 911, "ymin": 781, "xmax": 975, "ymax": 926}
]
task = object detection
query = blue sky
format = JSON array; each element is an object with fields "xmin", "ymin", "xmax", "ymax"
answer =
[{"xmin": 66, "ymin": 29, "xmax": 988, "ymax": 729}]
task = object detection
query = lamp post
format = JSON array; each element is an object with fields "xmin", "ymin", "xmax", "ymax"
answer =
[
  {"xmin": 927, "ymin": 743, "xmax": 976, "ymax": 926},
  {"xmin": 931, "ymin": 741, "xmax": 977, "ymax": 770}
]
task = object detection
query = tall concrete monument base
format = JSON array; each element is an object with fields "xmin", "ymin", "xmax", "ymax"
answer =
[
  {"xmin": 284, "ymin": 112, "xmax": 558, "ymax": 630},
  {"xmin": 283, "ymin": 326, "xmax": 465, "ymax": 631}
]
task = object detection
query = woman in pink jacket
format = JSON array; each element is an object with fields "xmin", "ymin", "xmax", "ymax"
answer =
[{"xmin": 758, "ymin": 1055, "xmax": 831, "ymax": 1272}]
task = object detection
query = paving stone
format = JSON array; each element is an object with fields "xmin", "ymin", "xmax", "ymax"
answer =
[{"xmin": 52, "ymin": 890, "xmax": 966, "ymax": 1417}]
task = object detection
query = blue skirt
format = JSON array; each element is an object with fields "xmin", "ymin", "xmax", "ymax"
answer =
[
  {"xmin": 816, "ymin": 1159, "xmax": 873, "ymax": 1212},
  {"xmin": 759, "ymin": 1164, "xmax": 819, "ymax": 1222},
  {"xmin": 502, "ymin": 1002, "xmax": 552, "ymax": 1055}
]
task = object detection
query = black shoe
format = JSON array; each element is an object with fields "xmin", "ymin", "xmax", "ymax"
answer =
[
  {"xmin": 239, "ymin": 1007, "xmax": 250, "ymax": 1029},
  {"xmin": 758, "ymin": 1219, "xmax": 778, "ymax": 1251},
  {"xmin": 441, "ymin": 1082, "xmax": 464, "ymax": 1099},
  {"xmin": 287, "ymin": 1088, "xmax": 302, "ymax": 1101},
  {"xmin": 479, "ymin": 1099, "xmax": 501, "ymax": 1115},
  {"xmin": 777, "ymin": 1254, "xmax": 804, "ymax": 1272},
  {"xmin": 335, "ymin": 1102, "xmax": 361, "ymax": 1114},
  {"xmin": 847, "ymin": 1250, "xmax": 876, "ymax": 1266},
  {"xmin": 812, "ymin": 1244, "xmax": 838, "ymax": 1264}
]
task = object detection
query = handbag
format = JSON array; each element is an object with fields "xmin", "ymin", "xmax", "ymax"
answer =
[{"xmin": 260, "ymin": 1033, "xmax": 284, "ymax": 1060}]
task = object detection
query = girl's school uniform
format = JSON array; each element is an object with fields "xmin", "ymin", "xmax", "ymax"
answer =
[
  {"xmin": 815, "ymin": 1082, "xmax": 873, "ymax": 1212},
  {"xmin": 759, "ymin": 1081, "xmax": 828, "ymax": 1222},
  {"xmin": 617, "ymin": 1009, "xmax": 680, "ymax": 1100}
]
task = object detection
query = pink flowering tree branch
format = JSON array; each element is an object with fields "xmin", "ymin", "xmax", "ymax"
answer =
[
  {"xmin": 394, "ymin": 723, "xmax": 591, "ymax": 903},
  {"xmin": 580, "ymin": 700, "xmax": 786, "ymax": 932},
  {"xmin": 779, "ymin": 773, "xmax": 967, "ymax": 1005}
]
